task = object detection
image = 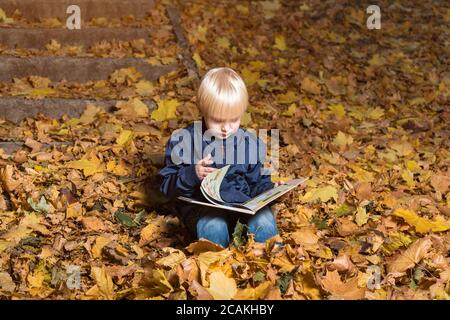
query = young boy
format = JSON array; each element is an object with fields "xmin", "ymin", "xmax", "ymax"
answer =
[{"xmin": 159, "ymin": 67, "xmax": 279, "ymax": 248}]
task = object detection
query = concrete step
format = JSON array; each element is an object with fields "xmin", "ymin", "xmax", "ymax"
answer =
[
  {"xmin": 0, "ymin": 27, "xmax": 160, "ymax": 49},
  {"xmin": 0, "ymin": 96, "xmax": 156, "ymax": 123},
  {"xmin": 0, "ymin": 56, "xmax": 177, "ymax": 82},
  {"xmin": 0, "ymin": 0, "xmax": 155, "ymax": 21},
  {"xmin": 0, "ymin": 140, "xmax": 72, "ymax": 155}
]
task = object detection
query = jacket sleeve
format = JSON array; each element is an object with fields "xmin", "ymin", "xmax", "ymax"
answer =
[
  {"xmin": 159, "ymin": 136, "xmax": 201, "ymax": 198},
  {"xmin": 245, "ymin": 137, "xmax": 274, "ymax": 197},
  {"xmin": 245, "ymin": 162, "xmax": 274, "ymax": 197}
]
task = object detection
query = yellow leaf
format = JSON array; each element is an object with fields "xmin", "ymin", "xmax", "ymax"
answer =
[
  {"xmin": 206, "ymin": 271, "xmax": 237, "ymax": 300},
  {"xmin": 329, "ymin": 104, "xmax": 346, "ymax": 118},
  {"xmin": 115, "ymin": 98, "xmax": 149, "ymax": 118},
  {"xmin": 28, "ymin": 88, "xmax": 56, "ymax": 97},
  {"xmin": 236, "ymin": 4, "xmax": 249, "ymax": 15},
  {"xmin": 241, "ymin": 68, "xmax": 260, "ymax": 86},
  {"xmin": 276, "ymin": 91, "xmax": 298, "ymax": 104},
  {"xmin": 355, "ymin": 207, "xmax": 369, "ymax": 226},
  {"xmin": 301, "ymin": 76, "xmax": 321, "ymax": 94},
  {"xmin": 369, "ymin": 54, "xmax": 385, "ymax": 67},
  {"xmin": 151, "ymin": 99, "xmax": 179, "ymax": 121},
  {"xmin": 246, "ymin": 45, "xmax": 259, "ymax": 57},
  {"xmin": 156, "ymin": 248, "xmax": 186, "ymax": 268},
  {"xmin": 92, "ymin": 236, "xmax": 112, "ymax": 259},
  {"xmin": 301, "ymin": 185, "xmax": 338, "ymax": 203},
  {"xmin": 327, "ymin": 32, "xmax": 346, "ymax": 44},
  {"xmin": 393, "ymin": 208, "xmax": 450, "ymax": 233},
  {"xmin": 390, "ymin": 141, "xmax": 414, "ymax": 157},
  {"xmin": 79, "ymin": 104, "xmax": 102, "ymax": 125},
  {"xmin": 350, "ymin": 165, "xmax": 375, "ymax": 183},
  {"xmin": 109, "ymin": 67, "xmax": 142, "ymax": 84},
  {"xmin": 272, "ymin": 255, "xmax": 296, "ymax": 273},
  {"xmin": 0, "ymin": 8, "xmax": 13, "ymax": 23},
  {"xmin": 296, "ymin": 273, "xmax": 321, "ymax": 299},
  {"xmin": 406, "ymin": 160, "xmax": 419, "ymax": 172},
  {"xmin": 401, "ymin": 169, "xmax": 415, "ymax": 188},
  {"xmin": 281, "ymin": 103, "xmax": 297, "ymax": 117},
  {"xmin": 217, "ymin": 37, "xmax": 230, "ymax": 49},
  {"xmin": 90, "ymin": 266, "xmax": 115, "ymax": 299},
  {"xmin": 66, "ymin": 202, "xmax": 84, "ymax": 219},
  {"xmin": 249, "ymin": 60, "xmax": 266, "ymax": 71},
  {"xmin": 66, "ymin": 156, "xmax": 104, "ymax": 177},
  {"xmin": 27, "ymin": 262, "xmax": 49, "ymax": 290},
  {"xmin": 368, "ymin": 107, "xmax": 385, "ymax": 120},
  {"xmin": 234, "ymin": 281, "xmax": 271, "ymax": 300},
  {"xmin": 382, "ymin": 232, "xmax": 412, "ymax": 253},
  {"xmin": 116, "ymin": 129, "xmax": 133, "ymax": 146},
  {"xmin": 273, "ymin": 35, "xmax": 287, "ymax": 50},
  {"xmin": 139, "ymin": 223, "xmax": 157, "ymax": 245},
  {"xmin": 198, "ymin": 250, "xmax": 231, "ymax": 286},
  {"xmin": 135, "ymin": 80, "xmax": 154, "ymax": 97},
  {"xmin": 46, "ymin": 39, "xmax": 61, "ymax": 52},
  {"xmin": 333, "ymin": 131, "xmax": 353, "ymax": 149},
  {"xmin": 193, "ymin": 52, "xmax": 204, "ymax": 69}
]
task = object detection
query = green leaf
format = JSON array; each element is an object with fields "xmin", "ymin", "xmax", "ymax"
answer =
[
  {"xmin": 133, "ymin": 209, "xmax": 147, "ymax": 226},
  {"xmin": 335, "ymin": 204, "xmax": 352, "ymax": 217},
  {"xmin": 277, "ymin": 273, "xmax": 294, "ymax": 294},
  {"xmin": 232, "ymin": 220, "xmax": 247, "ymax": 248},
  {"xmin": 311, "ymin": 216, "xmax": 328, "ymax": 230},
  {"xmin": 114, "ymin": 208, "xmax": 138, "ymax": 228},
  {"xmin": 252, "ymin": 271, "xmax": 265, "ymax": 283}
]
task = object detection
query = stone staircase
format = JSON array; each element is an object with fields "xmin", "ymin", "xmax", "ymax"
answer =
[{"xmin": 0, "ymin": 0, "xmax": 194, "ymax": 154}]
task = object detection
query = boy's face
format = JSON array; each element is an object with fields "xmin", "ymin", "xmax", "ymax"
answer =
[{"xmin": 204, "ymin": 114, "xmax": 241, "ymax": 140}]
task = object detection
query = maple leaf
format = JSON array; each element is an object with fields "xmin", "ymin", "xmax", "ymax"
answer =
[
  {"xmin": 151, "ymin": 99, "xmax": 179, "ymax": 121},
  {"xmin": 319, "ymin": 270, "xmax": 365, "ymax": 299},
  {"xmin": 387, "ymin": 237, "xmax": 433, "ymax": 275},
  {"xmin": 206, "ymin": 271, "xmax": 237, "ymax": 300}
]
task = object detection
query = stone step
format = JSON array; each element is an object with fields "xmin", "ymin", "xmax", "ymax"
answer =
[
  {"xmin": 0, "ymin": 140, "xmax": 165, "ymax": 167},
  {"xmin": 0, "ymin": 0, "xmax": 155, "ymax": 21},
  {"xmin": 0, "ymin": 140, "xmax": 72, "ymax": 155},
  {"xmin": 0, "ymin": 96, "xmax": 156, "ymax": 123},
  {"xmin": 0, "ymin": 27, "xmax": 160, "ymax": 49},
  {"xmin": 0, "ymin": 56, "xmax": 177, "ymax": 82}
]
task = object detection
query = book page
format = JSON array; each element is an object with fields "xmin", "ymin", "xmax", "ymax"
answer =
[
  {"xmin": 200, "ymin": 164, "xmax": 230, "ymax": 203},
  {"xmin": 242, "ymin": 178, "xmax": 308, "ymax": 212}
]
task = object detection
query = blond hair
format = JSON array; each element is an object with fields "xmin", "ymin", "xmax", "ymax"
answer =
[{"xmin": 197, "ymin": 67, "xmax": 248, "ymax": 119}]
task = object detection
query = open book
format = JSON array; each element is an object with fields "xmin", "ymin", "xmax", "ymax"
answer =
[{"xmin": 177, "ymin": 165, "xmax": 308, "ymax": 215}]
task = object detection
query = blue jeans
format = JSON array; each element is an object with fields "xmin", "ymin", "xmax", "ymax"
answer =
[{"xmin": 194, "ymin": 205, "xmax": 278, "ymax": 248}]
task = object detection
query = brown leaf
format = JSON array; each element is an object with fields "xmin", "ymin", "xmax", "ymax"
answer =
[
  {"xmin": 81, "ymin": 216, "xmax": 107, "ymax": 232},
  {"xmin": 319, "ymin": 270, "xmax": 365, "ymax": 299},
  {"xmin": 387, "ymin": 237, "xmax": 433, "ymax": 275},
  {"xmin": 186, "ymin": 239, "xmax": 225, "ymax": 255}
]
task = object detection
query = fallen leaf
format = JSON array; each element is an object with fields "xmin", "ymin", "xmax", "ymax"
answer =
[
  {"xmin": 387, "ymin": 237, "xmax": 433, "ymax": 274},
  {"xmin": 206, "ymin": 271, "xmax": 237, "ymax": 300}
]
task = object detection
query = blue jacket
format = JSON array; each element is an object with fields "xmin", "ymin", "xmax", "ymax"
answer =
[{"xmin": 159, "ymin": 119, "xmax": 274, "ymax": 210}]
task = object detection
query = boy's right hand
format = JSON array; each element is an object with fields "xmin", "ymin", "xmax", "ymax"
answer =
[{"xmin": 195, "ymin": 154, "xmax": 216, "ymax": 180}]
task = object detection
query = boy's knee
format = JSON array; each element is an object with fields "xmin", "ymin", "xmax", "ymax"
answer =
[
  {"xmin": 196, "ymin": 216, "xmax": 230, "ymax": 247},
  {"xmin": 248, "ymin": 207, "xmax": 278, "ymax": 243}
]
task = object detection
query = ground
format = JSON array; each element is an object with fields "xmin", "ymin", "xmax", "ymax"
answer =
[{"xmin": 0, "ymin": 0, "xmax": 449, "ymax": 300}]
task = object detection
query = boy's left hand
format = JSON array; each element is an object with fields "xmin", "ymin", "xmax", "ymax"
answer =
[{"xmin": 274, "ymin": 180, "xmax": 286, "ymax": 187}]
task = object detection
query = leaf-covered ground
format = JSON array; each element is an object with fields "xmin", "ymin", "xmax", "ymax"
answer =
[{"xmin": 0, "ymin": 0, "xmax": 449, "ymax": 299}]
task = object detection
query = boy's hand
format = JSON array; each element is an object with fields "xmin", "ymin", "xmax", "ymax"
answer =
[
  {"xmin": 195, "ymin": 154, "xmax": 216, "ymax": 180},
  {"xmin": 274, "ymin": 180, "xmax": 286, "ymax": 187}
]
